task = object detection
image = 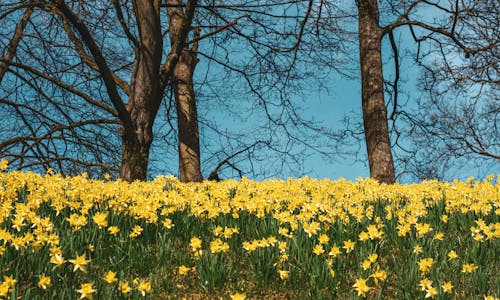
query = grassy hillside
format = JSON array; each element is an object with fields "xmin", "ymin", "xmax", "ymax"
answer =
[{"xmin": 0, "ymin": 167, "xmax": 498, "ymax": 299}]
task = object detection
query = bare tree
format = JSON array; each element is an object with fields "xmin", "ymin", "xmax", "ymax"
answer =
[
  {"xmin": 2, "ymin": 0, "xmax": 344, "ymax": 182},
  {"xmin": 0, "ymin": 0, "xmax": 200, "ymax": 181},
  {"xmin": 316, "ymin": 0, "xmax": 498, "ymax": 182},
  {"xmin": 393, "ymin": 1, "xmax": 499, "ymax": 180}
]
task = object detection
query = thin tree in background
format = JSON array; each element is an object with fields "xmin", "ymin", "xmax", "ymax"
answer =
[{"xmin": 167, "ymin": 0, "xmax": 202, "ymax": 182}]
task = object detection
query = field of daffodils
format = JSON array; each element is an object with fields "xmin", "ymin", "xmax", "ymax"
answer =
[{"xmin": 0, "ymin": 160, "xmax": 498, "ymax": 299}]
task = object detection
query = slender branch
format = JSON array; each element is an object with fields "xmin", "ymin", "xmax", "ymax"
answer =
[
  {"xmin": 208, "ymin": 140, "xmax": 269, "ymax": 180},
  {"xmin": 271, "ymin": 0, "xmax": 314, "ymax": 53},
  {"xmin": 50, "ymin": 0, "xmax": 132, "ymax": 129},
  {"xmin": 1, "ymin": 59, "xmax": 118, "ymax": 117},
  {"xmin": 388, "ymin": 30, "xmax": 400, "ymax": 121},
  {"xmin": 56, "ymin": 8, "xmax": 130, "ymax": 95},
  {"xmin": 111, "ymin": 0, "xmax": 139, "ymax": 46},
  {"xmin": 384, "ymin": 19, "xmax": 494, "ymax": 55},
  {"xmin": 0, "ymin": 6, "xmax": 33, "ymax": 83},
  {"xmin": 186, "ymin": 14, "xmax": 249, "ymax": 46}
]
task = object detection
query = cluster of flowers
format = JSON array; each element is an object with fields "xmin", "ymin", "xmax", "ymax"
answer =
[{"xmin": 0, "ymin": 158, "xmax": 498, "ymax": 298}]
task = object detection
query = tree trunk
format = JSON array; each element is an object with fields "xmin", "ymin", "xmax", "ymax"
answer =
[
  {"xmin": 173, "ymin": 50, "xmax": 202, "ymax": 182},
  {"xmin": 356, "ymin": 0, "xmax": 396, "ymax": 184},
  {"xmin": 120, "ymin": 135, "xmax": 151, "ymax": 181},
  {"xmin": 168, "ymin": 0, "xmax": 202, "ymax": 182},
  {"xmin": 120, "ymin": 0, "xmax": 163, "ymax": 182}
]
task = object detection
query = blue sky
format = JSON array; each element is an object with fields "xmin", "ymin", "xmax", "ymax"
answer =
[{"xmin": 148, "ymin": 2, "xmax": 499, "ymax": 183}]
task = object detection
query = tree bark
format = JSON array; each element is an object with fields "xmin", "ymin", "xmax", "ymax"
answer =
[
  {"xmin": 356, "ymin": 0, "xmax": 396, "ymax": 184},
  {"xmin": 173, "ymin": 50, "xmax": 202, "ymax": 182},
  {"xmin": 120, "ymin": 0, "xmax": 163, "ymax": 181},
  {"xmin": 168, "ymin": 0, "xmax": 203, "ymax": 182}
]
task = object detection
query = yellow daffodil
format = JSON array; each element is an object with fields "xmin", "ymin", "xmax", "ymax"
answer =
[
  {"xmin": 137, "ymin": 279, "xmax": 152, "ymax": 296},
  {"xmin": 418, "ymin": 258, "xmax": 434, "ymax": 274},
  {"xmin": 50, "ymin": 253, "xmax": 65, "ymax": 267},
  {"xmin": 313, "ymin": 244, "xmax": 325, "ymax": 255},
  {"xmin": 38, "ymin": 275, "xmax": 51, "ymax": 290},
  {"xmin": 76, "ymin": 283, "xmax": 95, "ymax": 299},
  {"xmin": 119, "ymin": 281, "xmax": 131, "ymax": 295},
  {"xmin": 433, "ymin": 232, "xmax": 444, "ymax": 241},
  {"xmin": 425, "ymin": 286, "xmax": 438, "ymax": 298},
  {"xmin": 342, "ymin": 240, "xmax": 355, "ymax": 253},
  {"xmin": 107, "ymin": 226, "xmax": 119, "ymax": 235},
  {"xmin": 441, "ymin": 215, "xmax": 449, "ymax": 223},
  {"xmin": 278, "ymin": 270, "xmax": 289, "ymax": 280},
  {"xmin": 3, "ymin": 275, "xmax": 16, "ymax": 288},
  {"xmin": 371, "ymin": 268, "xmax": 387, "ymax": 285},
  {"xmin": 278, "ymin": 241, "xmax": 287, "ymax": 253},
  {"xmin": 413, "ymin": 245, "xmax": 423, "ymax": 254},
  {"xmin": 441, "ymin": 281, "xmax": 453, "ymax": 293},
  {"xmin": 231, "ymin": 293, "xmax": 246, "ymax": 300},
  {"xmin": 189, "ymin": 237, "xmax": 202, "ymax": 251},
  {"xmin": 462, "ymin": 263, "xmax": 478, "ymax": 273},
  {"xmin": 362, "ymin": 259, "xmax": 372, "ymax": 270},
  {"xmin": 0, "ymin": 159, "xmax": 8, "ymax": 170},
  {"xmin": 415, "ymin": 223, "xmax": 433, "ymax": 237},
  {"xmin": 447, "ymin": 250, "xmax": 458, "ymax": 261},
  {"xmin": 419, "ymin": 278, "xmax": 433, "ymax": 291},
  {"xmin": 359, "ymin": 231, "xmax": 369, "ymax": 242},
  {"xmin": 368, "ymin": 253, "xmax": 378, "ymax": 263},
  {"xmin": 92, "ymin": 212, "xmax": 108, "ymax": 228},
  {"xmin": 103, "ymin": 271, "xmax": 118, "ymax": 284},
  {"xmin": 129, "ymin": 225, "xmax": 143, "ymax": 238},
  {"xmin": 178, "ymin": 265, "xmax": 191, "ymax": 275},
  {"xmin": 163, "ymin": 218, "xmax": 174, "ymax": 229},
  {"xmin": 367, "ymin": 224, "xmax": 383, "ymax": 239},
  {"xmin": 328, "ymin": 245, "xmax": 341, "ymax": 257},
  {"xmin": 353, "ymin": 277, "xmax": 370, "ymax": 297},
  {"xmin": 318, "ymin": 233, "xmax": 329, "ymax": 244},
  {"xmin": 0, "ymin": 282, "xmax": 10, "ymax": 298},
  {"xmin": 68, "ymin": 254, "xmax": 90, "ymax": 273}
]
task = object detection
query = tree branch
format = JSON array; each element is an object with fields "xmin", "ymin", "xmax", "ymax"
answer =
[
  {"xmin": 56, "ymin": 7, "xmax": 130, "ymax": 95},
  {"xmin": 1, "ymin": 59, "xmax": 118, "ymax": 117},
  {"xmin": 0, "ymin": 6, "xmax": 33, "ymax": 83},
  {"xmin": 50, "ymin": 0, "xmax": 132, "ymax": 129},
  {"xmin": 388, "ymin": 30, "xmax": 400, "ymax": 121},
  {"xmin": 208, "ymin": 140, "xmax": 269, "ymax": 180}
]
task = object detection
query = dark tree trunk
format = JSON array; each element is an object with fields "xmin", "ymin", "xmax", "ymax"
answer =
[
  {"xmin": 120, "ymin": 0, "xmax": 163, "ymax": 182},
  {"xmin": 173, "ymin": 50, "xmax": 202, "ymax": 182},
  {"xmin": 120, "ymin": 136, "xmax": 151, "ymax": 181},
  {"xmin": 168, "ymin": 0, "xmax": 203, "ymax": 182},
  {"xmin": 356, "ymin": 0, "xmax": 396, "ymax": 184}
]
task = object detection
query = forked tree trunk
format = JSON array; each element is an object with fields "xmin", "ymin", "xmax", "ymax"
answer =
[
  {"xmin": 120, "ymin": 0, "xmax": 163, "ymax": 182},
  {"xmin": 356, "ymin": 0, "xmax": 396, "ymax": 184},
  {"xmin": 168, "ymin": 0, "xmax": 202, "ymax": 182}
]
